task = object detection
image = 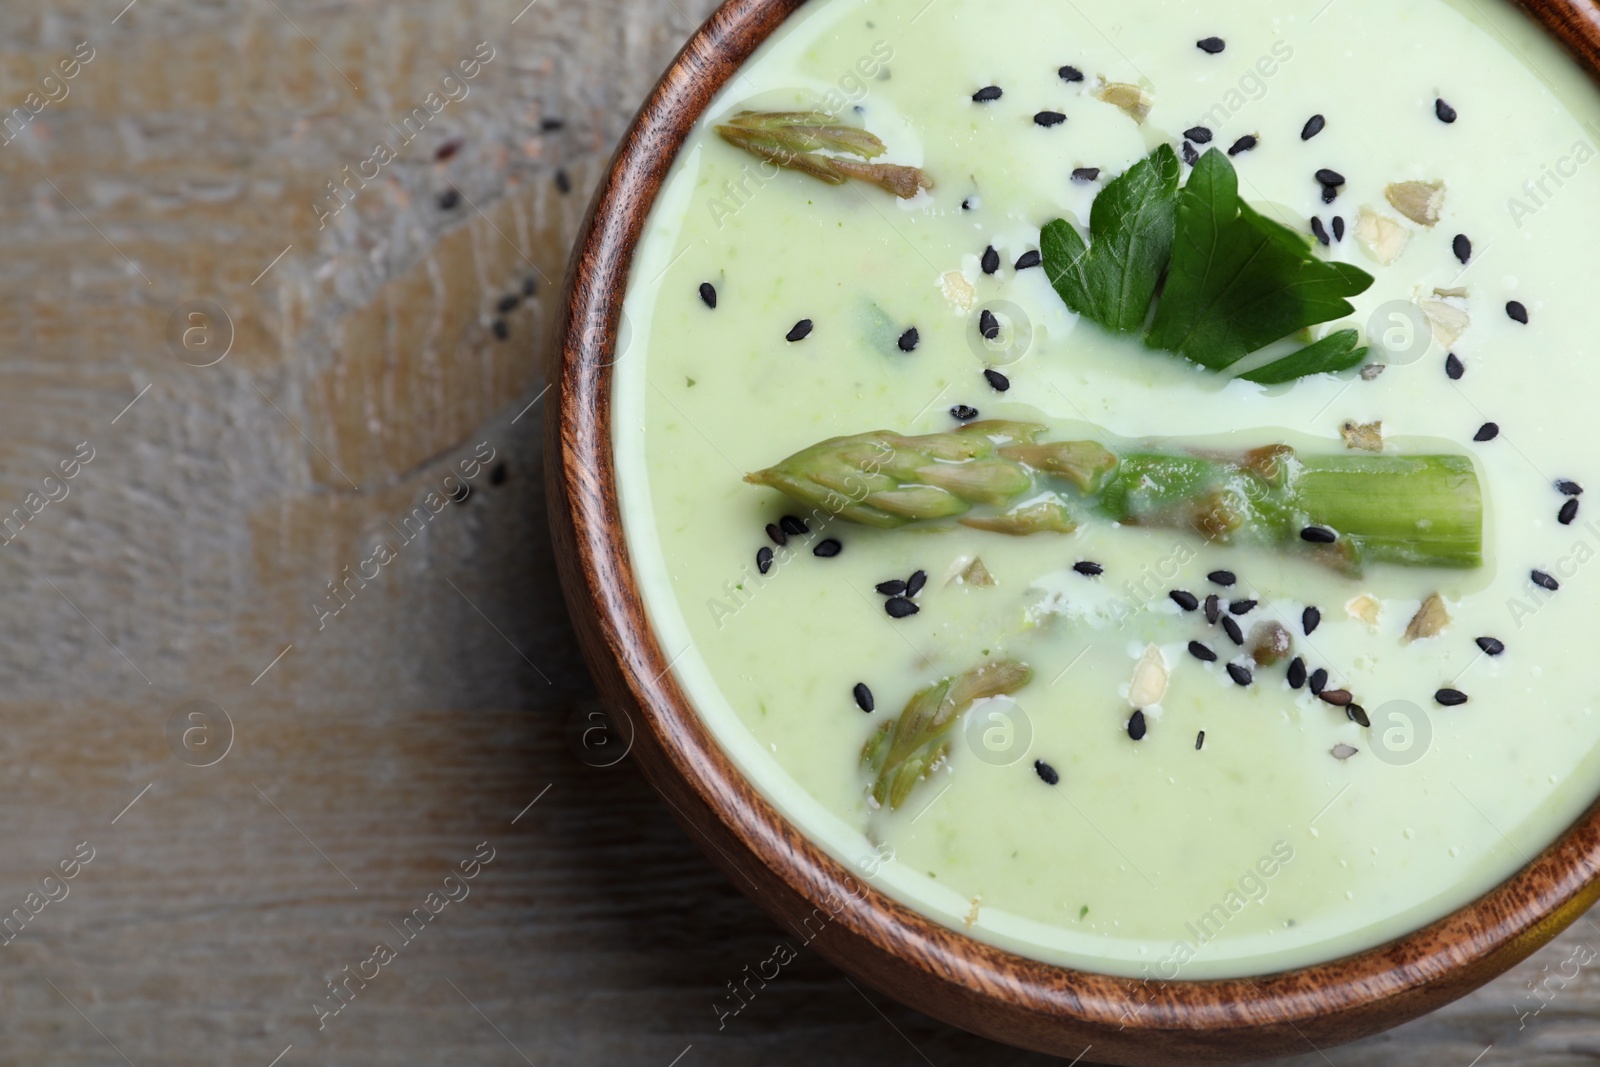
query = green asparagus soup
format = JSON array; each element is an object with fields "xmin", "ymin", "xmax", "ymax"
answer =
[{"xmin": 613, "ymin": 0, "xmax": 1600, "ymax": 978}]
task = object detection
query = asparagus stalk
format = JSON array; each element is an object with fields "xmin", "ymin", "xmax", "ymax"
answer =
[
  {"xmin": 715, "ymin": 111, "xmax": 933, "ymax": 199},
  {"xmin": 747, "ymin": 421, "xmax": 1482, "ymax": 573},
  {"xmin": 861, "ymin": 660, "xmax": 1033, "ymax": 810}
]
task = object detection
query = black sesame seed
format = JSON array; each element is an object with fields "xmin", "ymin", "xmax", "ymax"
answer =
[
  {"xmin": 765, "ymin": 522, "xmax": 786, "ymax": 546},
  {"xmin": 1182, "ymin": 141, "xmax": 1199, "ymax": 166},
  {"xmin": 1197, "ymin": 36, "xmax": 1226, "ymax": 54},
  {"xmin": 1319, "ymin": 688, "xmax": 1353, "ymax": 707},
  {"xmin": 898, "ymin": 327, "xmax": 920, "ymax": 352},
  {"xmin": 885, "ymin": 596, "xmax": 918, "ymax": 618},
  {"xmin": 786, "ymin": 319, "xmax": 813, "ymax": 342},
  {"xmin": 1170, "ymin": 590, "xmax": 1200, "ymax": 611},
  {"xmin": 1321, "ymin": 184, "xmax": 1338, "ymax": 204},
  {"xmin": 540, "ymin": 117, "xmax": 566, "ymax": 132},
  {"xmin": 1227, "ymin": 662, "xmax": 1253, "ymax": 686},
  {"xmin": 981, "ymin": 245, "xmax": 1001, "ymax": 274},
  {"xmin": 814, "ymin": 538, "xmax": 842, "ymax": 558},
  {"xmin": 779, "ymin": 515, "xmax": 809, "ymax": 536},
  {"xmin": 1229, "ymin": 599, "xmax": 1257, "ymax": 615},
  {"xmin": 984, "ymin": 368, "xmax": 1011, "ymax": 392},
  {"xmin": 1314, "ymin": 168, "xmax": 1346, "ymax": 187},
  {"xmin": 1222, "ymin": 616, "xmax": 1244, "ymax": 645},
  {"xmin": 1204, "ymin": 593, "xmax": 1221, "ymax": 624},
  {"xmin": 1435, "ymin": 688, "xmax": 1469, "ymax": 706},
  {"xmin": 497, "ymin": 293, "xmax": 521, "ymax": 314},
  {"xmin": 853, "ymin": 683, "xmax": 875, "ymax": 712},
  {"xmin": 1435, "ymin": 98, "xmax": 1457, "ymax": 124},
  {"xmin": 555, "ymin": 169, "xmax": 572, "ymax": 194},
  {"xmin": 1227, "ymin": 135, "xmax": 1257, "ymax": 156},
  {"xmin": 756, "ymin": 547, "xmax": 773, "ymax": 574},
  {"xmin": 1015, "ymin": 250, "xmax": 1042, "ymax": 270},
  {"xmin": 1473, "ymin": 422, "xmax": 1499, "ymax": 442},
  {"xmin": 951, "ymin": 404, "xmax": 979, "ymax": 422},
  {"xmin": 1346, "ymin": 703, "xmax": 1370, "ymax": 728},
  {"xmin": 1309, "ymin": 667, "xmax": 1328, "ymax": 695},
  {"xmin": 961, "ymin": 198, "xmax": 974, "ymax": 211},
  {"xmin": 1559, "ymin": 497, "xmax": 1580, "ymax": 525},
  {"xmin": 1188, "ymin": 640, "xmax": 1218, "ymax": 663},
  {"xmin": 488, "ymin": 462, "xmax": 507, "ymax": 486},
  {"xmin": 1301, "ymin": 114, "xmax": 1326, "ymax": 140},
  {"xmin": 1184, "ymin": 126, "xmax": 1214, "ymax": 144},
  {"xmin": 435, "ymin": 137, "xmax": 464, "ymax": 160},
  {"xmin": 491, "ymin": 318, "xmax": 509, "ymax": 340},
  {"xmin": 1332, "ymin": 216, "xmax": 1345, "ymax": 240},
  {"xmin": 1453, "ymin": 234, "xmax": 1472, "ymax": 264},
  {"xmin": 699, "ymin": 282, "xmax": 717, "ymax": 308},
  {"xmin": 1445, "ymin": 352, "xmax": 1464, "ymax": 380},
  {"xmin": 1072, "ymin": 167, "xmax": 1101, "ymax": 182},
  {"xmin": 1128, "ymin": 710, "xmax": 1148, "ymax": 741},
  {"xmin": 1073, "ymin": 561, "xmax": 1103, "ymax": 577},
  {"xmin": 438, "ymin": 188, "xmax": 461, "ymax": 210},
  {"xmin": 875, "ymin": 579, "xmax": 907, "ymax": 596},
  {"xmin": 1059, "ymin": 65, "xmax": 1084, "ymax": 82},
  {"xmin": 979, "ymin": 309, "xmax": 1001, "ymax": 340},
  {"xmin": 1287, "ymin": 656, "xmax": 1307, "ymax": 689},
  {"xmin": 1301, "ymin": 525, "xmax": 1337, "ymax": 544},
  {"xmin": 1034, "ymin": 759, "xmax": 1060, "ymax": 785},
  {"xmin": 1207, "ymin": 570, "xmax": 1236, "ymax": 587},
  {"xmin": 1506, "ymin": 300, "xmax": 1529, "ymax": 324},
  {"xmin": 1303, "ymin": 606, "xmax": 1322, "ymax": 635},
  {"xmin": 1532, "ymin": 569, "xmax": 1560, "ymax": 591},
  {"xmin": 1476, "ymin": 636, "xmax": 1505, "ymax": 656},
  {"xmin": 972, "ymin": 85, "xmax": 1003, "ymax": 103},
  {"xmin": 1195, "ymin": 730, "xmax": 1206, "ymax": 750},
  {"xmin": 1558, "ymin": 480, "xmax": 1584, "ymax": 496},
  {"xmin": 906, "ymin": 570, "xmax": 928, "ymax": 597},
  {"xmin": 1310, "ymin": 217, "xmax": 1330, "ymax": 246},
  {"xmin": 1034, "ymin": 111, "xmax": 1067, "ymax": 127}
]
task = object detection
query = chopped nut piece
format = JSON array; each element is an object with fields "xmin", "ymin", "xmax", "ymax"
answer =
[
  {"xmin": 1403, "ymin": 593, "xmax": 1451, "ymax": 643},
  {"xmin": 1418, "ymin": 298, "xmax": 1470, "ymax": 348},
  {"xmin": 1094, "ymin": 80, "xmax": 1153, "ymax": 123},
  {"xmin": 1385, "ymin": 180, "xmax": 1446, "ymax": 227},
  {"xmin": 1433, "ymin": 286, "xmax": 1469, "ymax": 299},
  {"xmin": 1354, "ymin": 206, "xmax": 1409, "ymax": 265},
  {"xmin": 964, "ymin": 896, "xmax": 981, "ymax": 928},
  {"xmin": 1346, "ymin": 593, "xmax": 1382, "ymax": 628},
  {"xmin": 1340, "ymin": 419, "xmax": 1384, "ymax": 452},
  {"xmin": 1247, "ymin": 621, "xmax": 1293, "ymax": 666},
  {"xmin": 1128, "ymin": 644, "xmax": 1168, "ymax": 708},
  {"xmin": 941, "ymin": 270, "xmax": 976, "ymax": 313},
  {"xmin": 1331, "ymin": 743, "xmax": 1359, "ymax": 760},
  {"xmin": 953, "ymin": 557, "xmax": 995, "ymax": 587}
]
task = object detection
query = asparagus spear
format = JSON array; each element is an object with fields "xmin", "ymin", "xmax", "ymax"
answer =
[
  {"xmin": 747, "ymin": 421, "xmax": 1481, "ymax": 573},
  {"xmin": 715, "ymin": 111, "xmax": 933, "ymax": 199},
  {"xmin": 861, "ymin": 660, "xmax": 1033, "ymax": 810}
]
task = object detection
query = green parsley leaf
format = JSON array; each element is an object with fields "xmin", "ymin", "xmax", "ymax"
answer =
[
  {"xmin": 1041, "ymin": 144, "xmax": 1180, "ymax": 334},
  {"xmin": 1146, "ymin": 148, "xmax": 1373, "ymax": 369},
  {"xmin": 1238, "ymin": 328, "xmax": 1368, "ymax": 384}
]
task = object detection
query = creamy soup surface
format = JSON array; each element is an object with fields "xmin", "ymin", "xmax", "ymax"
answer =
[{"xmin": 613, "ymin": 0, "xmax": 1600, "ymax": 977}]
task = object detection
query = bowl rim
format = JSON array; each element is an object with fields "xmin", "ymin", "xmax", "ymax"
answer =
[{"xmin": 546, "ymin": 0, "xmax": 1600, "ymax": 1060}]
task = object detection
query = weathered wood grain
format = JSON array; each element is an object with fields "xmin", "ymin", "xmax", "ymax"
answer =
[{"xmin": 2, "ymin": 0, "xmax": 1599, "ymax": 1064}]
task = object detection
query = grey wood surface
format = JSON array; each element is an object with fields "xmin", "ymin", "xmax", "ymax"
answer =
[{"xmin": 4, "ymin": 1, "xmax": 1598, "ymax": 1063}]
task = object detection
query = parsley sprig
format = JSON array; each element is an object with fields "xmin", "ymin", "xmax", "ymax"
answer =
[{"xmin": 1042, "ymin": 147, "xmax": 1374, "ymax": 382}]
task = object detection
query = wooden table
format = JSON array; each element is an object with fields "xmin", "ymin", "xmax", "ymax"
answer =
[{"xmin": 4, "ymin": 1, "xmax": 1596, "ymax": 1063}]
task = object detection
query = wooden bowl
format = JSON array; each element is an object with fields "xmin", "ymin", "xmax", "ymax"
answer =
[{"xmin": 546, "ymin": 1, "xmax": 1600, "ymax": 1061}]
